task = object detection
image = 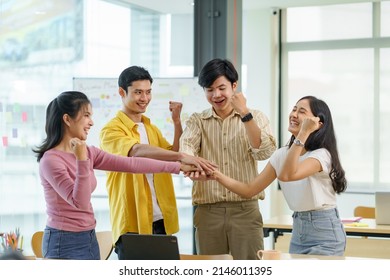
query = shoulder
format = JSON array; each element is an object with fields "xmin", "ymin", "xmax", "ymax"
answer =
[
  {"xmin": 306, "ymin": 148, "xmax": 331, "ymax": 171},
  {"xmin": 307, "ymin": 148, "xmax": 330, "ymax": 159},
  {"xmin": 269, "ymin": 146, "xmax": 288, "ymax": 164},
  {"xmin": 251, "ymin": 109, "xmax": 270, "ymax": 121},
  {"xmin": 39, "ymin": 150, "xmax": 68, "ymax": 171}
]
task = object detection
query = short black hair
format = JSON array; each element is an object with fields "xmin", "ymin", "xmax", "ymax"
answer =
[
  {"xmin": 198, "ymin": 58, "xmax": 238, "ymax": 88},
  {"xmin": 118, "ymin": 66, "xmax": 153, "ymax": 93}
]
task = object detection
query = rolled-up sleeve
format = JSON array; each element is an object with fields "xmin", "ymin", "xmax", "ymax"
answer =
[{"xmin": 249, "ymin": 111, "xmax": 277, "ymax": 160}]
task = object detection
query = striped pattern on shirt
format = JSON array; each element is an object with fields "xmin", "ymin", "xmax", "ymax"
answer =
[{"xmin": 180, "ymin": 108, "xmax": 276, "ymax": 204}]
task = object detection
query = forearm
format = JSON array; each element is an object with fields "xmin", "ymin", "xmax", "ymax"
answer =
[
  {"xmin": 243, "ymin": 120, "xmax": 262, "ymax": 148},
  {"xmin": 171, "ymin": 121, "xmax": 183, "ymax": 152},
  {"xmin": 213, "ymin": 171, "xmax": 254, "ymax": 199},
  {"xmin": 279, "ymin": 131, "xmax": 310, "ymax": 180},
  {"xmin": 129, "ymin": 143, "xmax": 183, "ymax": 161}
]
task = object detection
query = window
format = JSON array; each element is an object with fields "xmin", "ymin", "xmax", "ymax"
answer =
[
  {"xmin": 281, "ymin": 2, "xmax": 390, "ymax": 191},
  {"xmin": 0, "ymin": 0, "xmax": 194, "ymax": 256}
]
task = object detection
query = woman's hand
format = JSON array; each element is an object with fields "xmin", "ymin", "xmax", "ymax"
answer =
[
  {"xmin": 69, "ymin": 138, "xmax": 88, "ymax": 160},
  {"xmin": 300, "ymin": 116, "xmax": 322, "ymax": 135},
  {"xmin": 180, "ymin": 163, "xmax": 199, "ymax": 173}
]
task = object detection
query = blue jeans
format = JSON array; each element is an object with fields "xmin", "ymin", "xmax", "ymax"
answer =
[
  {"xmin": 42, "ymin": 226, "xmax": 100, "ymax": 260},
  {"xmin": 289, "ymin": 208, "xmax": 346, "ymax": 256}
]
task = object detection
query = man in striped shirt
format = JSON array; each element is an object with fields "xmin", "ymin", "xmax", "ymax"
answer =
[{"xmin": 180, "ymin": 58, "xmax": 276, "ymax": 260}]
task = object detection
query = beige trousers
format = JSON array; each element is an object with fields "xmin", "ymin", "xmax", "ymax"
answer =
[{"xmin": 194, "ymin": 200, "xmax": 264, "ymax": 260}]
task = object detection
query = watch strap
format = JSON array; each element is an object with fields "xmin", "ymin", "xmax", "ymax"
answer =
[{"xmin": 241, "ymin": 112, "xmax": 253, "ymax": 122}]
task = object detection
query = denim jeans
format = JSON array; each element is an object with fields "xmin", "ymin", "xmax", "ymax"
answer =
[
  {"xmin": 42, "ymin": 226, "xmax": 100, "ymax": 260},
  {"xmin": 289, "ymin": 208, "xmax": 346, "ymax": 256}
]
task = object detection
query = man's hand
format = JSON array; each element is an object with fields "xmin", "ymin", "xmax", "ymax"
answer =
[
  {"xmin": 169, "ymin": 101, "xmax": 183, "ymax": 124},
  {"xmin": 180, "ymin": 153, "xmax": 218, "ymax": 174},
  {"xmin": 230, "ymin": 92, "xmax": 249, "ymax": 116}
]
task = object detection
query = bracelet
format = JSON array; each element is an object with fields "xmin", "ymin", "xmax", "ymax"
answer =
[{"xmin": 241, "ymin": 112, "xmax": 253, "ymax": 122}]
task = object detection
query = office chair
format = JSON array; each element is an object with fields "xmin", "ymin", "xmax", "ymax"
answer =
[
  {"xmin": 30, "ymin": 230, "xmax": 113, "ymax": 260},
  {"xmin": 96, "ymin": 230, "xmax": 114, "ymax": 260},
  {"xmin": 354, "ymin": 206, "xmax": 375, "ymax": 218},
  {"xmin": 180, "ymin": 254, "xmax": 233, "ymax": 260},
  {"xmin": 31, "ymin": 230, "xmax": 44, "ymax": 258}
]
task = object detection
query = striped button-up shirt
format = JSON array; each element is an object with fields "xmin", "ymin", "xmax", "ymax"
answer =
[{"xmin": 180, "ymin": 108, "xmax": 277, "ymax": 205}]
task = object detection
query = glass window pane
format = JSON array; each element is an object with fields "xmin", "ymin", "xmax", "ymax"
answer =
[
  {"xmin": 284, "ymin": 49, "xmax": 374, "ymax": 187},
  {"xmin": 286, "ymin": 3, "xmax": 372, "ymax": 42},
  {"xmin": 381, "ymin": 1, "xmax": 390, "ymax": 37},
  {"xmin": 380, "ymin": 48, "xmax": 390, "ymax": 185}
]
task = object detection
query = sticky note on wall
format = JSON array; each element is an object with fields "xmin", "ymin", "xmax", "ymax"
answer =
[
  {"xmin": 22, "ymin": 112, "xmax": 28, "ymax": 122},
  {"xmin": 2, "ymin": 136, "xmax": 8, "ymax": 147}
]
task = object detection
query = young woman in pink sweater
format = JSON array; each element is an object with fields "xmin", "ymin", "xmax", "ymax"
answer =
[{"xmin": 33, "ymin": 91, "xmax": 211, "ymax": 259}]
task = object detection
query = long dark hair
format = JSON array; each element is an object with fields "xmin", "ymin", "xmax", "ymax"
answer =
[
  {"xmin": 33, "ymin": 91, "xmax": 91, "ymax": 162},
  {"xmin": 288, "ymin": 96, "xmax": 347, "ymax": 193}
]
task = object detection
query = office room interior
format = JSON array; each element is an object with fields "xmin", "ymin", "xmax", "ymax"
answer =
[{"xmin": 0, "ymin": 0, "xmax": 389, "ymax": 259}]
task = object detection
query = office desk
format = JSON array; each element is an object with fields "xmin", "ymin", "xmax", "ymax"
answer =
[
  {"xmin": 263, "ymin": 215, "xmax": 390, "ymax": 259},
  {"xmin": 263, "ymin": 214, "xmax": 390, "ymax": 243},
  {"xmin": 279, "ymin": 253, "xmax": 378, "ymax": 260}
]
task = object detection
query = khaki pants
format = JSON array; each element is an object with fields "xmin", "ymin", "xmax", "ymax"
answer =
[{"xmin": 194, "ymin": 200, "xmax": 264, "ymax": 260}]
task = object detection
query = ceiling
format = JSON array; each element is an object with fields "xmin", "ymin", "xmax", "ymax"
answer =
[{"xmin": 121, "ymin": 0, "xmax": 381, "ymax": 14}]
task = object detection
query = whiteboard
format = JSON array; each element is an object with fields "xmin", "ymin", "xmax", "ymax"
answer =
[{"xmin": 73, "ymin": 77, "xmax": 210, "ymax": 146}]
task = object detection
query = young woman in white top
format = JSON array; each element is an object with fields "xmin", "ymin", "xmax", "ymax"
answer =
[{"xmin": 209, "ymin": 96, "xmax": 347, "ymax": 256}]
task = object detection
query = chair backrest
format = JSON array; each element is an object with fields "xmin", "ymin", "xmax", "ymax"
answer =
[
  {"xmin": 31, "ymin": 231, "xmax": 44, "ymax": 258},
  {"xmin": 354, "ymin": 206, "xmax": 376, "ymax": 218},
  {"xmin": 30, "ymin": 230, "xmax": 113, "ymax": 260},
  {"xmin": 180, "ymin": 254, "xmax": 233, "ymax": 260},
  {"xmin": 96, "ymin": 231, "xmax": 114, "ymax": 260}
]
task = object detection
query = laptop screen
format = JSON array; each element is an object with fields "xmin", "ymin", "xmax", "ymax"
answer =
[
  {"xmin": 375, "ymin": 192, "xmax": 390, "ymax": 225},
  {"xmin": 121, "ymin": 234, "xmax": 180, "ymax": 260}
]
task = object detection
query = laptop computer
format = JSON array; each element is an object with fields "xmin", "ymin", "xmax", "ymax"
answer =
[
  {"xmin": 121, "ymin": 233, "xmax": 180, "ymax": 260},
  {"xmin": 375, "ymin": 192, "xmax": 390, "ymax": 225}
]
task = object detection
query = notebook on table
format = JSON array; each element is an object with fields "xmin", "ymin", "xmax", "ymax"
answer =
[
  {"xmin": 121, "ymin": 233, "xmax": 180, "ymax": 260},
  {"xmin": 375, "ymin": 192, "xmax": 390, "ymax": 225}
]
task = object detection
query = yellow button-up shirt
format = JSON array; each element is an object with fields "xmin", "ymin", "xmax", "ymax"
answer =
[{"xmin": 100, "ymin": 111, "xmax": 179, "ymax": 244}]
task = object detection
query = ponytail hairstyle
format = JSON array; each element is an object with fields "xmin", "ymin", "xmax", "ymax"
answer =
[{"xmin": 33, "ymin": 91, "xmax": 91, "ymax": 162}]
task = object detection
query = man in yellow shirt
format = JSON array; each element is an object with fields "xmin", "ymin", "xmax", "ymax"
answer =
[{"xmin": 100, "ymin": 66, "xmax": 214, "ymax": 259}]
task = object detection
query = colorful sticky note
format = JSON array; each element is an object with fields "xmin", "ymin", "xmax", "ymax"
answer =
[
  {"xmin": 13, "ymin": 103, "xmax": 21, "ymax": 112},
  {"xmin": 22, "ymin": 112, "xmax": 28, "ymax": 122},
  {"xmin": 12, "ymin": 128, "xmax": 18, "ymax": 138},
  {"xmin": 5, "ymin": 112, "xmax": 12, "ymax": 123},
  {"xmin": 2, "ymin": 136, "xmax": 8, "ymax": 147}
]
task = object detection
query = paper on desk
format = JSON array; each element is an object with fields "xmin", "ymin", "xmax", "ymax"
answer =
[
  {"xmin": 341, "ymin": 217, "xmax": 362, "ymax": 223},
  {"xmin": 344, "ymin": 222, "xmax": 369, "ymax": 227}
]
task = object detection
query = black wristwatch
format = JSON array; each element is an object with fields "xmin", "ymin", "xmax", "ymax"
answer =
[{"xmin": 241, "ymin": 112, "xmax": 253, "ymax": 122}]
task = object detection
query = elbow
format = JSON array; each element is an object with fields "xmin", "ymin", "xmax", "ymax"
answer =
[
  {"xmin": 129, "ymin": 144, "xmax": 142, "ymax": 157},
  {"xmin": 73, "ymin": 202, "xmax": 90, "ymax": 211},
  {"xmin": 277, "ymin": 174, "xmax": 290, "ymax": 182},
  {"xmin": 241, "ymin": 193, "xmax": 254, "ymax": 199}
]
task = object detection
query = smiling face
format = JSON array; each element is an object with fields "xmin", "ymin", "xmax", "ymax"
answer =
[
  {"xmin": 288, "ymin": 98, "xmax": 314, "ymax": 136},
  {"xmin": 120, "ymin": 79, "xmax": 152, "ymax": 122},
  {"xmin": 204, "ymin": 75, "xmax": 237, "ymax": 118},
  {"xmin": 66, "ymin": 104, "xmax": 94, "ymax": 141}
]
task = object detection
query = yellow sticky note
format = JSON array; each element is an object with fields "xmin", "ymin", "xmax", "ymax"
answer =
[{"xmin": 344, "ymin": 222, "xmax": 369, "ymax": 227}]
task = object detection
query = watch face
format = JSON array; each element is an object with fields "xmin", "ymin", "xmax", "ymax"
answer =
[{"xmin": 294, "ymin": 139, "xmax": 304, "ymax": 146}]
